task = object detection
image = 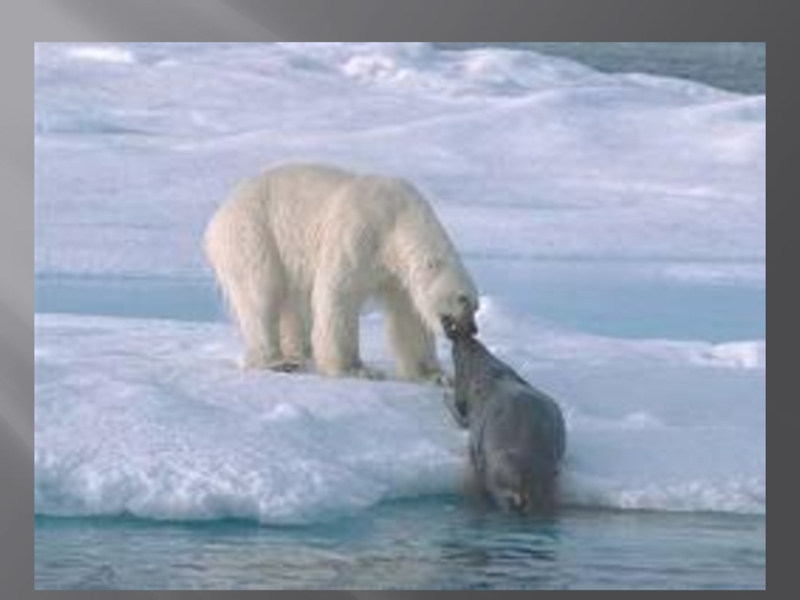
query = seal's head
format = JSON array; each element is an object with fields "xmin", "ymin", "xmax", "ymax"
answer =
[
  {"xmin": 485, "ymin": 452, "xmax": 558, "ymax": 515},
  {"xmin": 441, "ymin": 309, "xmax": 477, "ymax": 341}
]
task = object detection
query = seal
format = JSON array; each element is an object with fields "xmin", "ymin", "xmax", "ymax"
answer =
[{"xmin": 442, "ymin": 315, "xmax": 566, "ymax": 514}]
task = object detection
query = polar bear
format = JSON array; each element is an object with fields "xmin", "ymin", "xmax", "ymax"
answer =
[{"xmin": 204, "ymin": 163, "xmax": 479, "ymax": 381}]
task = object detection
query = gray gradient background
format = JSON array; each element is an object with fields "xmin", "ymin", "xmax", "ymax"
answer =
[{"xmin": 12, "ymin": 0, "xmax": 770, "ymax": 594}]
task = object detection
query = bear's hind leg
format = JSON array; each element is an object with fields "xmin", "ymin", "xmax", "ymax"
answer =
[
  {"xmin": 213, "ymin": 247, "xmax": 286, "ymax": 371},
  {"xmin": 229, "ymin": 279, "xmax": 284, "ymax": 370}
]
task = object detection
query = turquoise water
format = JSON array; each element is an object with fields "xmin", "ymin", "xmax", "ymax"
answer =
[
  {"xmin": 35, "ymin": 500, "xmax": 765, "ymax": 590},
  {"xmin": 34, "ymin": 262, "xmax": 766, "ymax": 342}
]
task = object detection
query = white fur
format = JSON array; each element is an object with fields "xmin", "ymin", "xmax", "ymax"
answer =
[{"xmin": 204, "ymin": 163, "xmax": 478, "ymax": 380}]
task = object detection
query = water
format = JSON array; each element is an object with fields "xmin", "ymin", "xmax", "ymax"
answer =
[
  {"xmin": 35, "ymin": 500, "xmax": 765, "ymax": 590},
  {"xmin": 34, "ymin": 260, "xmax": 766, "ymax": 342}
]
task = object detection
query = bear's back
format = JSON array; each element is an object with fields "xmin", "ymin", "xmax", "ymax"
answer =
[
  {"xmin": 253, "ymin": 164, "xmax": 433, "ymax": 269},
  {"xmin": 262, "ymin": 163, "xmax": 430, "ymax": 239},
  {"xmin": 264, "ymin": 163, "xmax": 425, "ymax": 214}
]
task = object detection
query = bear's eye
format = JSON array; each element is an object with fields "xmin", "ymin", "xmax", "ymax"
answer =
[{"xmin": 425, "ymin": 257, "xmax": 443, "ymax": 271}]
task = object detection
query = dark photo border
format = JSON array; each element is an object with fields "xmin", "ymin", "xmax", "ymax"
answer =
[{"xmin": 13, "ymin": 0, "xmax": 771, "ymax": 596}]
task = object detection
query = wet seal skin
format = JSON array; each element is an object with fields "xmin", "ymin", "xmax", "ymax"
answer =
[{"xmin": 443, "ymin": 315, "xmax": 566, "ymax": 514}]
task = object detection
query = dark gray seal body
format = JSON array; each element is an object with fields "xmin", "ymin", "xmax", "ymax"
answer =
[{"xmin": 443, "ymin": 317, "xmax": 566, "ymax": 514}]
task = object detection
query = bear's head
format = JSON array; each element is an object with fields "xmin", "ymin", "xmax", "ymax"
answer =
[
  {"xmin": 386, "ymin": 194, "xmax": 479, "ymax": 339},
  {"xmin": 414, "ymin": 255, "xmax": 479, "ymax": 339}
]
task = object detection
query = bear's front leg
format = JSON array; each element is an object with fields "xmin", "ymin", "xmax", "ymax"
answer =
[
  {"xmin": 382, "ymin": 288, "xmax": 443, "ymax": 382},
  {"xmin": 311, "ymin": 286, "xmax": 383, "ymax": 379}
]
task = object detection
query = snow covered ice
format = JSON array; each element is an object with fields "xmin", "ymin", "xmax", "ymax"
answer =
[
  {"xmin": 34, "ymin": 43, "xmax": 765, "ymax": 523},
  {"xmin": 34, "ymin": 310, "xmax": 764, "ymax": 523}
]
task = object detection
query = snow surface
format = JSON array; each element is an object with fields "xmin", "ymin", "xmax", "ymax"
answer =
[
  {"xmin": 35, "ymin": 42, "xmax": 765, "ymax": 277},
  {"xmin": 34, "ymin": 43, "xmax": 765, "ymax": 523}
]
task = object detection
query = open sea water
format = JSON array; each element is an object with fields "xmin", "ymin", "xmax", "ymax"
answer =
[
  {"xmin": 34, "ymin": 43, "xmax": 766, "ymax": 590},
  {"xmin": 36, "ymin": 501, "xmax": 765, "ymax": 590}
]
